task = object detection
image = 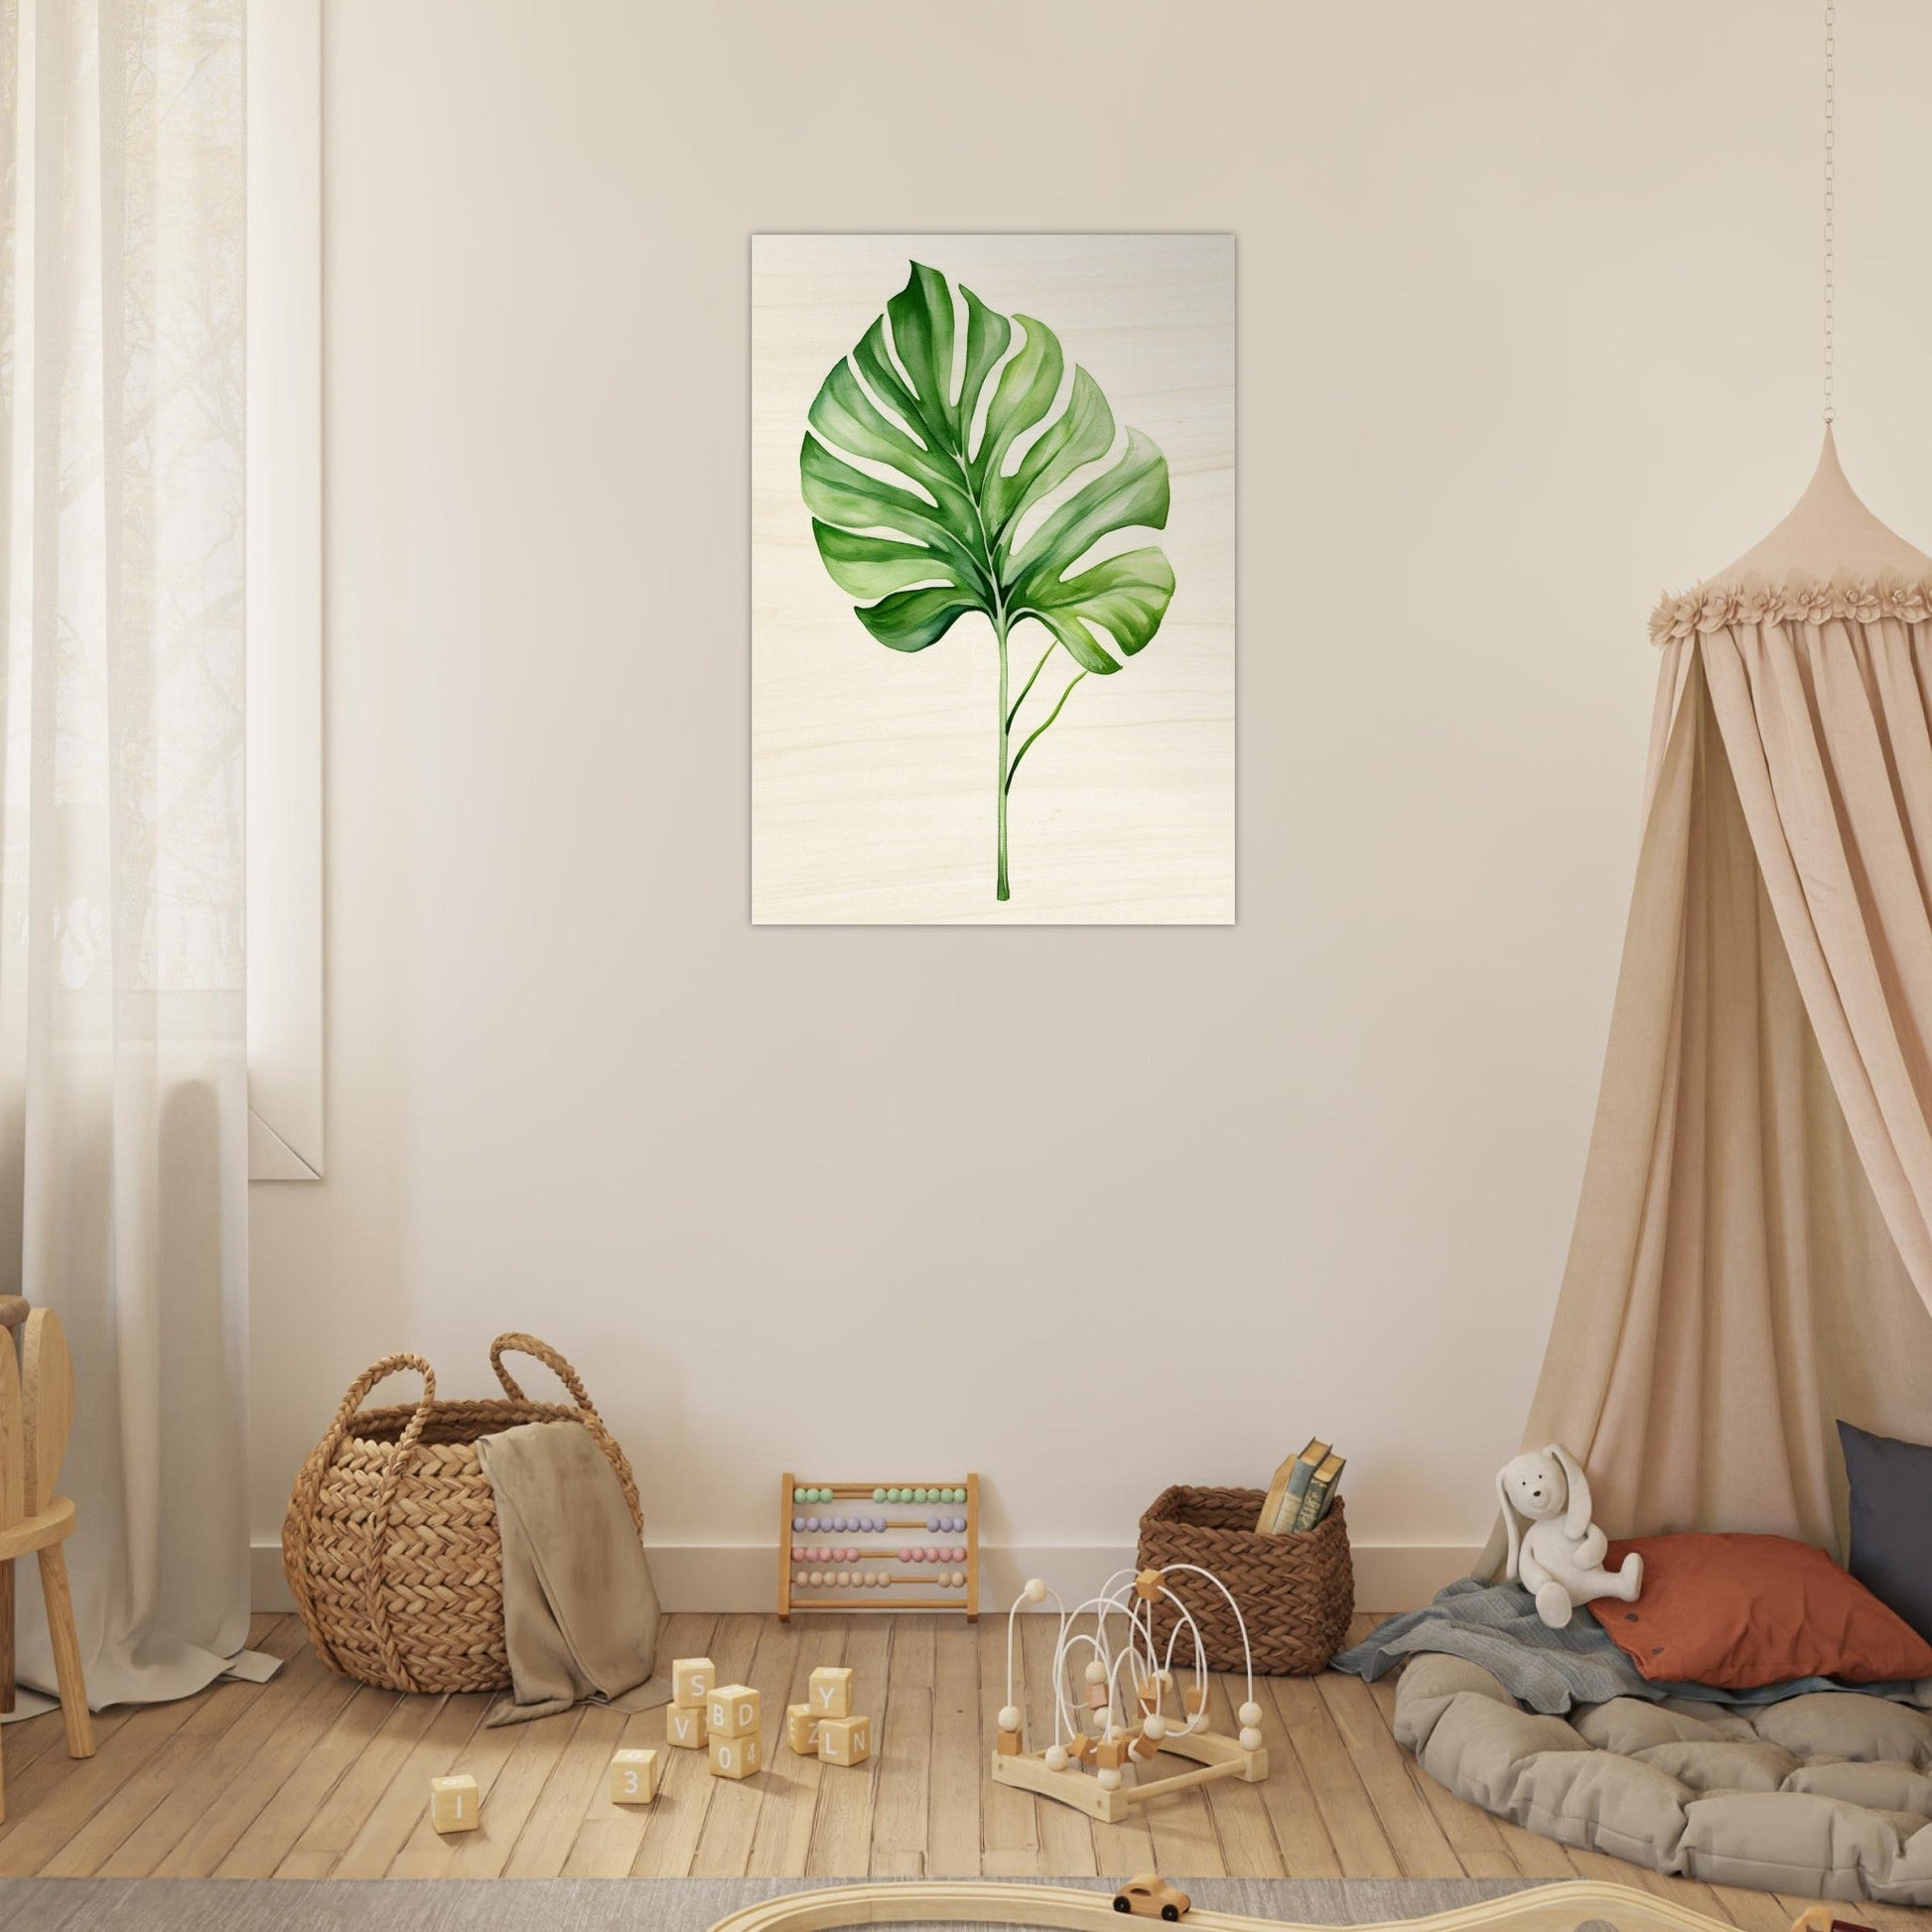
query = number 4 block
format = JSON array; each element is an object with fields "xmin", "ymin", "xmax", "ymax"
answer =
[{"xmin": 708, "ymin": 1728, "xmax": 763, "ymax": 1781}]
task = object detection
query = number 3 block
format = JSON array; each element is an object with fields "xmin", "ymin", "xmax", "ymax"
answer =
[{"xmin": 609, "ymin": 1748, "xmax": 658, "ymax": 1805}]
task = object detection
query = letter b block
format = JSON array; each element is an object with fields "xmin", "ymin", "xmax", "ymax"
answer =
[
  {"xmin": 819, "ymin": 1715, "xmax": 872, "ymax": 1766},
  {"xmin": 808, "ymin": 1665, "xmax": 853, "ymax": 1719},
  {"xmin": 708, "ymin": 1728, "xmax": 763, "ymax": 1781},
  {"xmin": 706, "ymin": 1684, "xmax": 759, "ymax": 1740},
  {"xmin": 430, "ymin": 1774, "xmax": 480, "ymax": 1834}
]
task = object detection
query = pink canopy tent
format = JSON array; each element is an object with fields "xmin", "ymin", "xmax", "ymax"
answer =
[{"xmin": 1499, "ymin": 430, "xmax": 1932, "ymax": 1555}]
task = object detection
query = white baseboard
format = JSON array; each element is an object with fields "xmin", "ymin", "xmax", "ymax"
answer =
[{"xmin": 253, "ymin": 1539, "xmax": 1477, "ymax": 1619}]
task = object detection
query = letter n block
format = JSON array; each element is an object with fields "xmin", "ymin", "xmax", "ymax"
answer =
[
  {"xmin": 808, "ymin": 1665, "xmax": 853, "ymax": 1719},
  {"xmin": 708, "ymin": 1728, "xmax": 763, "ymax": 1781},
  {"xmin": 706, "ymin": 1684, "xmax": 759, "ymax": 1740},
  {"xmin": 429, "ymin": 1774, "xmax": 480, "ymax": 1834},
  {"xmin": 666, "ymin": 1703, "xmax": 708, "ymax": 1749},
  {"xmin": 819, "ymin": 1714, "xmax": 872, "ymax": 1766},
  {"xmin": 610, "ymin": 1748, "xmax": 658, "ymax": 1804},
  {"xmin": 672, "ymin": 1656, "xmax": 716, "ymax": 1709}
]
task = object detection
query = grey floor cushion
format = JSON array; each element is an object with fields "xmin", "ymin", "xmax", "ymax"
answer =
[{"xmin": 1394, "ymin": 1651, "xmax": 1932, "ymax": 1905}]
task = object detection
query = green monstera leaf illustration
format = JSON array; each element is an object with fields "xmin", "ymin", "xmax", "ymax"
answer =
[{"xmin": 801, "ymin": 261, "xmax": 1174, "ymax": 901}]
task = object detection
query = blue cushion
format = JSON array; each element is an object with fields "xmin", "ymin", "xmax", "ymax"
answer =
[{"xmin": 1839, "ymin": 1419, "xmax": 1932, "ymax": 1646}]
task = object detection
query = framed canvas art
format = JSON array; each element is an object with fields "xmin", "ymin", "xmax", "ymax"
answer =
[{"xmin": 752, "ymin": 232, "xmax": 1235, "ymax": 924}]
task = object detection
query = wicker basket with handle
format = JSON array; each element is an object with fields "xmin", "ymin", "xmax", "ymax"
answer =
[
  {"xmin": 281, "ymin": 1333, "xmax": 642, "ymax": 1694},
  {"xmin": 1137, "ymin": 1484, "xmax": 1354, "ymax": 1676}
]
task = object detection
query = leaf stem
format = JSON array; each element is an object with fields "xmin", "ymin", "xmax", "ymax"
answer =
[
  {"xmin": 1006, "ymin": 638, "xmax": 1059, "ymax": 733},
  {"xmin": 1005, "ymin": 668, "xmax": 1088, "ymax": 794},
  {"xmin": 995, "ymin": 612, "xmax": 1011, "ymax": 900}
]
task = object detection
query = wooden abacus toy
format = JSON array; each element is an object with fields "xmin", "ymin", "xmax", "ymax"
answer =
[
  {"xmin": 989, "ymin": 1563, "xmax": 1268, "ymax": 1825},
  {"xmin": 776, "ymin": 1473, "xmax": 980, "ymax": 1620}
]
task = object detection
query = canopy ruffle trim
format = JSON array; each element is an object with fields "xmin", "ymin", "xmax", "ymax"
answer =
[{"xmin": 1650, "ymin": 574, "xmax": 1932, "ymax": 645}]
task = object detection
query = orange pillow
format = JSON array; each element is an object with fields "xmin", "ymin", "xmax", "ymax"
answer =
[{"xmin": 1587, "ymin": 1532, "xmax": 1932, "ymax": 1689}]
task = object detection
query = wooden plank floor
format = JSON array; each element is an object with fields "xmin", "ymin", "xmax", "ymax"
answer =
[{"xmin": 0, "ymin": 1611, "xmax": 1924, "ymax": 1929}]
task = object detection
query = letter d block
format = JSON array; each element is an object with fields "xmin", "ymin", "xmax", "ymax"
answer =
[
  {"xmin": 785, "ymin": 1702, "xmax": 821, "ymax": 1756},
  {"xmin": 808, "ymin": 1665, "xmax": 853, "ymax": 1719},
  {"xmin": 610, "ymin": 1748, "xmax": 658, "ymax": 1805},
  {"xmin": 708, "ymin": 1728, "xmax": 762, "ymax": 1781},
  {"xmin": 666, "ymin": 1703, "xmax": 708, "ymax": 1749},
  {"xmin": 429, "ymin": 1774, "xmax": 480, "ymax": 1834},
  {"xmin": 818, "ymin": 1714, "xmax": 872, "ymax": 1767},
  {"xmin": 672, "ymin": 1656, "xmax": 716, "ymax": 1709},
  {"xmin": 706, "ymin": 1683, "xmax": 759, "ymax": 1740}
]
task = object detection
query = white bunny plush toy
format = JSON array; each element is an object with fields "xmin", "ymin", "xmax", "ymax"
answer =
[{"xmin": 1496, "ymin": 1445, "xmax": 1644, "ymax": 1630}]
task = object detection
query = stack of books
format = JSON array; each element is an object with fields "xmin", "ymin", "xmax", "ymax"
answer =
[{"xmin": 1255, "ymin": 1438, "xmax": 1345, "ymax": 1535}]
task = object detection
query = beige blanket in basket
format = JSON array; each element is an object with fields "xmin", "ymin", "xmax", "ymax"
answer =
[{"xmin": 476, "ymin": 1419, "xmax": 674, "ymax": 1725}]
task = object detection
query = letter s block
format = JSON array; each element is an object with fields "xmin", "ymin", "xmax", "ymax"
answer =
[{"xmin": 672, "ymin": 1656, "xmax": 716, "ymax": 1709}]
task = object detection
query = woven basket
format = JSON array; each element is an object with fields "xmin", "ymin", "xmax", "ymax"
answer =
[
  {"xmin": 1137, "ymin": 1484, "xmax": 1353, "ymax": 1676},
  {"xmin": 281, "ymin": 1333, "xmax": 641, "ymax": 1694}
]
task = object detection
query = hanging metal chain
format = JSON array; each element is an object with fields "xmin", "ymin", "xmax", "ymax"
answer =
[{"xmin": 1823, "ymin": 0, "xmax": 1836, "ymax": 423}]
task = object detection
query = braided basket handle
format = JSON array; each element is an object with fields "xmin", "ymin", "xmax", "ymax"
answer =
[
  {"xmin": 489, "ymin": 1333, "xmax": 600, "ymax": 1415},
  {"xmin": 283, "ymin": 1353, "xmax": 436, "ymax": 1690},
  {"xmin": 487, "ymin": 1332, "xmax": 642, "ymax": 1538}
]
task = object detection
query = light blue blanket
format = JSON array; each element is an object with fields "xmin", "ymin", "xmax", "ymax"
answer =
[{"xmin": 1333, "ymin": 1578, "xmax": 1928, "ymax": 1716}]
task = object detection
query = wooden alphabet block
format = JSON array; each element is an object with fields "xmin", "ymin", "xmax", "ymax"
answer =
[
  {"xmin": 672, "ymin": 1656, "xmax": 717, "ymax": 1709},
  {"xmin": 429, "ymin": 1774, "xmax": 480, "ymax": 1834},
  {"xmin": 1094, "ymin": 1734, "xmax": 1131, "ymax": 1769},
  {"xmin": 818, "ymin": 1714, "xmax": 871, "ymax": 1766},
  {"xmin": 808, "ymin": 1665, "xmax": 853, "ymax": 1720},
  {"xmin": 784, "ymin": 1702, "xmax": 822, "ymax": 1755},
  {"xmin": 609, "ymin": 1748, "xmax": 658, "ymax": 1804},
  {"xmin": 708, "ymin": 1728, "xmax": 762, "ymax": 1780},
  {"xmin": 995, "ymin": 1726, "xmax": 1023, "ymax": 1756},
  {"xmin": 706, "ymin": 1683, "xmax": 760, "ymax": 1740},
  {"xmin": 666, "ymin": 1703, "xmax": 708, "ymax": 1749}
]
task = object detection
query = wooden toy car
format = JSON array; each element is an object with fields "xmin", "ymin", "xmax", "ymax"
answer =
[{"xmin": 1113, "ymin": 1872, "xmax": 1190, "ymax": 1920}]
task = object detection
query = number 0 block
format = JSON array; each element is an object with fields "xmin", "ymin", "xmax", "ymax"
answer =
[
  {"xmin": 708, "ymin": 1728, "xmax": 763, "ymax": 1781},
  {"xmin": 818, "ymin": 1714, "xmax": 871, "ymax": 1766},
  {"xmin": 609, "ymin": 1748, "xmax": 658, "ymax": 1805},
  {"xmin": 808, "ymin": 1665, "xmax": 853, "ymax": 1720},
  {"xmin": 429, "ymin": 1773, "xmax": 480, "ymax": 1834}
]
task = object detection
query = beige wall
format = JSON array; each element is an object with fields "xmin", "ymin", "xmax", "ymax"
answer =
[{"xmin": 249, "ymin": 0, "xmax": 1932, "ymax": 1605}]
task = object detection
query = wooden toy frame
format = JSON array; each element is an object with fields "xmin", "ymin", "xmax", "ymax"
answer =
[
  {"xmin": 705, "ymin": 1876, "xmax": 1827, "ymax": 1932},
  {"xmin": 990, "ymin": 1564, "xmax": 1266, "ymax": 1826},
  {"xmin": 776, "ymin": 1472, "xmax": 980, "ymax": 1620}
]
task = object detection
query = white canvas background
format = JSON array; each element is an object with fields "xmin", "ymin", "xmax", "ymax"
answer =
[{"xmin": 752, "ymin": 232, "xmax": 1236, "ymax": 924}]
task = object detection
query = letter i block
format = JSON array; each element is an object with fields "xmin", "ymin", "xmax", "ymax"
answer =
[
  {"xmin": 705, "ymin": 1684, "xmax": 759, "ymax": 1740},
  {"xmin": 818, "ymin": 1714, "xmax": 871, "ymax": 1767},
  {"xmin": 808, "ymin": 1665, "xmax": 853, "ymax": 1720},
  {"xmin": 609, "ymin": 1747, "xmax": 658, "ymax": 1805},
  {"xmin": 666, "ymin": 1703, "xmax": 708, "ymax": 1750},
  {"xmin": 708, "ymin": 1728, "xmax": 763, "ymax": 1781},
  {"xmin": 785, "ymin": 1702, "xmax": 822, "ymax": 1756},
  {"xmin": 429, "ymin": 1774, "xmax": 480, "ymax": 1834},
  {"xmin": 672, "ymin": 1656, "xmax": 716, "ymax": 1709}
]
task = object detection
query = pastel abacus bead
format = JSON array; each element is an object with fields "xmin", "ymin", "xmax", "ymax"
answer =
[
  {"xmin": 872, "ymin": 1486, "xmax": 886, "ymax": 1502},
  {"xmin": 792, "ymin": 1486, "xmax": 805, "ymax": 1503},
  {"xmin": 898, "ymin": 1547, "xmax": 912, "ymax": 1563}
]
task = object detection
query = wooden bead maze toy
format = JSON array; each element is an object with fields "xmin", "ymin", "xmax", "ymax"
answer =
[
  {"xmin": 776, "ymin": 1473, "xmax": 980, "ymax": 1620},
  {"xmin": 990, "ymin": 1564, "xmax": 1266, "ymax": 1824}
]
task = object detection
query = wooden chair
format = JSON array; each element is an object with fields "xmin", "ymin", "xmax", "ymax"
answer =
[{"xmin": 0, "ymin": 1295, "xmax": 94, "ymax": 1822}]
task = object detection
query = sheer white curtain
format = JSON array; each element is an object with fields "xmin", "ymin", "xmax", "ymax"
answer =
[{"xmin": 0, "ymin": 0, "xmax": 251, "ymax": 1709}]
